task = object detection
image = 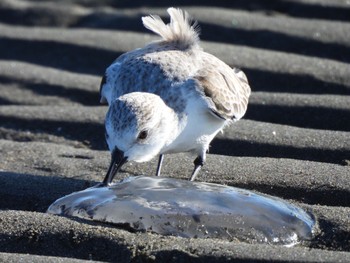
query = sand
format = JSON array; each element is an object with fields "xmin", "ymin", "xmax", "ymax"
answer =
[{"xmin": 0, "ymin": 0, "xmax": 349, "ymax": 262}]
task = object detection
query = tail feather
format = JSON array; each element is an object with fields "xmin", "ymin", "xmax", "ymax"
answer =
[{"xmin": 142, "ymin": 7, "xmax": 200, "ymax": 49}]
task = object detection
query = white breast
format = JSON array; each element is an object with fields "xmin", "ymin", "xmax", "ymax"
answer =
[{"xmin": 160, "ymin": 97, "xmax": 226, "ymax": 156}]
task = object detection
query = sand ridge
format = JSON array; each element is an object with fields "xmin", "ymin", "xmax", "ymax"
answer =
[{"xmin": 0, "ymin": 0, "xmax": 349, "ymax": 262}]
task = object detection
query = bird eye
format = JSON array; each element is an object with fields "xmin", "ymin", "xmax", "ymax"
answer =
[
  {"xmin": 105, "ymin": 132, "xmax": 109, "ymax": 140},
  {"xmin": 137, "ymin": 130, "xmax": 148, "ymax": 140}
]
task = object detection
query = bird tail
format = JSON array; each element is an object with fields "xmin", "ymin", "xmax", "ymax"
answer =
[{"xmin": 142, "ymin": 7, "xmax": 200, "ymax": 49}]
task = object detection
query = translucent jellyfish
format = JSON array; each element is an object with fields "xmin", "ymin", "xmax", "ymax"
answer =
[{"xmin": 48, "ymin": 176, "xmax": 316, "ymax": 246}]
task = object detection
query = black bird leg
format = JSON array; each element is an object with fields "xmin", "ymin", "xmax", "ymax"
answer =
[
  {"xmin": 156, "ymin": 154, "xmax": 164, "ymax": 176},
  {"xmin": 190, "ymin": 156, "xmax": 204, "ymax": 181}
]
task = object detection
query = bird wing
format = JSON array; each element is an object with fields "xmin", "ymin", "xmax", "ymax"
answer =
[{"xmin": 195, "ymin": 54, "xmax": 251, "ymax": 121}]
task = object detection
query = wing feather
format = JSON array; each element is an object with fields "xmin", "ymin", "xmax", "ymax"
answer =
[{"xmin": 195, "ymin": 57, "xmax": 251, "ymax": 121}]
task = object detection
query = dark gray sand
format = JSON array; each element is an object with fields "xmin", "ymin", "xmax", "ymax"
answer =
[{"xmin": 0, "ymin": 0, "xmax": 349, "ymax": 262}]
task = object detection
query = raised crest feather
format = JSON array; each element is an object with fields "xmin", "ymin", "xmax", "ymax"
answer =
[{"xmin": 142, "ymin": 7, "xmax": 200, "ymax": 49}]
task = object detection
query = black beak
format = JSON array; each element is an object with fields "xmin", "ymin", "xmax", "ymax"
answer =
[{"xmin": 102, "ymin": 148, "xmax": 128, "ymax": 186}]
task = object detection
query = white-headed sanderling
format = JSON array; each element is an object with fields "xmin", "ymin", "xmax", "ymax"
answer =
[{"xmin": 100, "ymin": 8, "xmax": 251, "ymax": 185}]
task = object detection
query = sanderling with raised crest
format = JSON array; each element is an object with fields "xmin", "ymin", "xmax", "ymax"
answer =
[{"xmin": 100, "ymin": 8, "xmax": 251, "ymax": 185}]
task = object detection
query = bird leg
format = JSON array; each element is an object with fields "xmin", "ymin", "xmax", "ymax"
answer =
[
  {"xmin": 190, "ymin": 156, "xmax": 204, "ymax": 181},
  {"xmin": 156, "ymin": 154, "xmax": 164, "ymax": 176}
]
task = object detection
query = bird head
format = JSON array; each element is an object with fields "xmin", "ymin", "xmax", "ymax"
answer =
[{"xmin": 103, "ymin": 92, "xmax": 177, "ymax": 184}]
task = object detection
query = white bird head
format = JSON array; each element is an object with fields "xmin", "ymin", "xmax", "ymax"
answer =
[{"xmin": 103, "ymin": 92, "xmax": 178, "ymax": 184}]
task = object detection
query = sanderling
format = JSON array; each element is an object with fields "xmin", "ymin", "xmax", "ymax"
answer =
[{"xmin": 100, "ymin": 8, "xmax": 251, "ymax": 185}]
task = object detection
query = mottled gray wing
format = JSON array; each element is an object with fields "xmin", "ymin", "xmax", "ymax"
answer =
[
  {"xmin": 195, "ymin": 56, "xmax": 251, "ymax": 121},
  {"xmin": 99, "ymin": 50, "xmax": 144, "ymax": 105}
]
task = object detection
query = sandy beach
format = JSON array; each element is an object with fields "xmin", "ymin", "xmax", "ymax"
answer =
[{"xmin": 0, "ymin": 0, "xmax": 349, "ymax": 262}]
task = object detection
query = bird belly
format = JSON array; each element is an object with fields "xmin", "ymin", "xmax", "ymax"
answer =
[{"xmin": 161, "ymin": 110, "xmax": 225, "ymax": 156}]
